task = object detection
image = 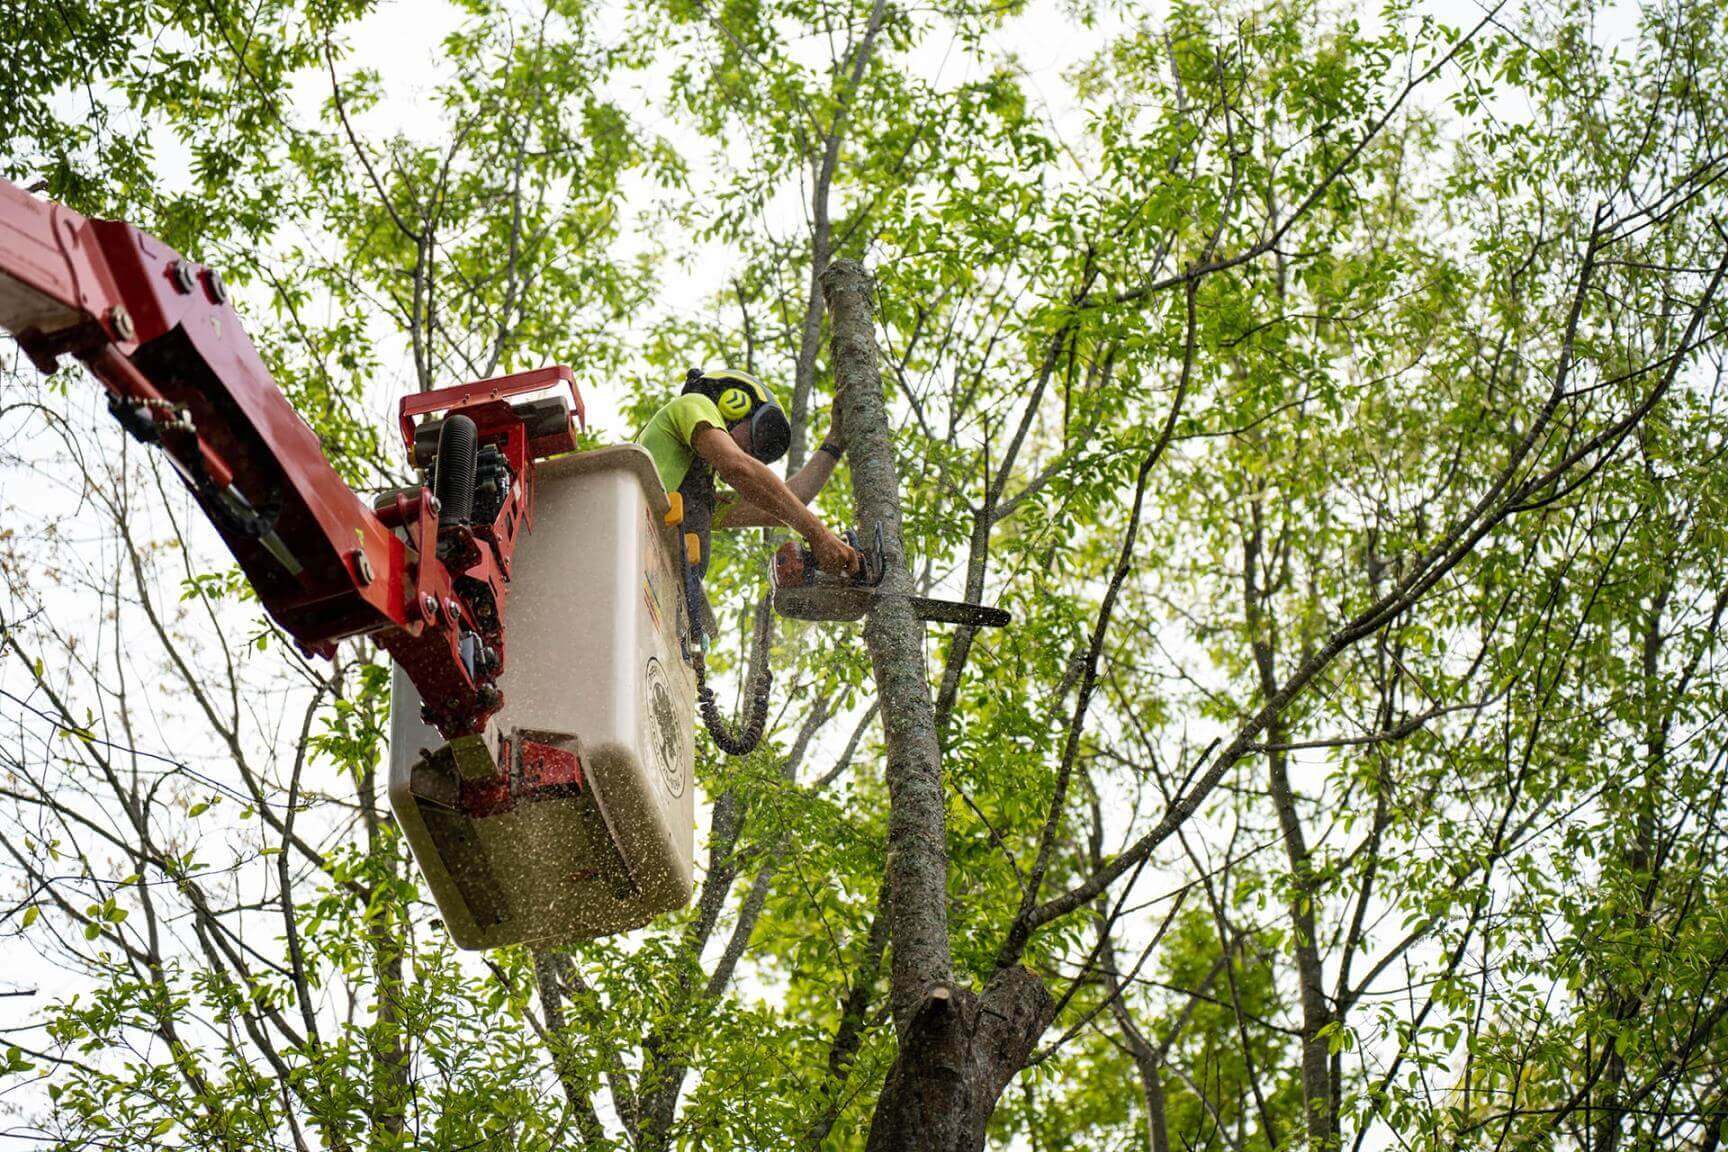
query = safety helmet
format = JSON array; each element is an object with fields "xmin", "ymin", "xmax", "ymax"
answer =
[{"xmin": 682, "ymin": 367, "xmax": 791, "ymax": 464}]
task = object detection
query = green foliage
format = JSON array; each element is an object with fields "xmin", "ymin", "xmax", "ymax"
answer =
[{"xmin": 4, "ymin": 0, "xmax": 1728, "ymax": 1146}]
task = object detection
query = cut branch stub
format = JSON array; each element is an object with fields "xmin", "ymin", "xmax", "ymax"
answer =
[{"xmin": 864, "ymin": 969, "xmax": 1056, "ymax": 1152}]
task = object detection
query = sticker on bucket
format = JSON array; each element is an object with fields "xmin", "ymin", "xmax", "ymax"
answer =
[{"xmin": 645, "ymin": 656, "xmax": 686, "ymax": 798}]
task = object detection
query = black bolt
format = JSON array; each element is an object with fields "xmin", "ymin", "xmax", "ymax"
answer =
[
  {"xmin": 203, "ymin": 268, "xmax": 228, "ymax": 304},
  {"xmin": 169, "ymin": 260, "xmax": 196, "ymax": 295}
]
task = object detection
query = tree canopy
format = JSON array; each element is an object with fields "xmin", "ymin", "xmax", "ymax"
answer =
[{"xmin": 2, "ymin": 0, "xmax": 1726, "ymax": 1147}]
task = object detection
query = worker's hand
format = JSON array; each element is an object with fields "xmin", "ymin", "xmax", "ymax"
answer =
[{"xmin": 810, "ymin": 526, "xmax": 861, "ymax": 576}]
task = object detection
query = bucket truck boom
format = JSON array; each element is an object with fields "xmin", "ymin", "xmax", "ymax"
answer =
[{"xmin": 0, "ymin": 178, "xmax": 700, "ymax": 950}]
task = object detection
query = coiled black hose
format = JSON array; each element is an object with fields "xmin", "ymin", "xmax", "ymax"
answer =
[
  {"xmin": 434, "ymin": 414, "xmax": 478, "ymax": 527},
  {"xmin": 691, "ymin": 600, "xmax": 774, "ymax": 757}
]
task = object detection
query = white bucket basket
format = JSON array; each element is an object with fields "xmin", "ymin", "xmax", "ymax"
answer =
[{"xmin": 389, "ymin": 445, "xmax": 696, "ymax": 950}]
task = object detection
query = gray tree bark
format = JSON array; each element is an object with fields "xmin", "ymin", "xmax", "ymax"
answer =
[{"xmin": 822, "ymin": 259, "xmax": 1054, "ymax": 1152}]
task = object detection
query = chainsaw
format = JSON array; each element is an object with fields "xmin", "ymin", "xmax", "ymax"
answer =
[{"xmin": 771, "ymin": 525, "xmax": 1011, "ymax": 628}]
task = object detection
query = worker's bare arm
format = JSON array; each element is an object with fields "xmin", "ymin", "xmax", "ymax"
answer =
[
  {"xmin": 693, "ymin": 426, "xmax": 827, "ymax": 539},
  {"xmin": 692, "ymin": 427, "xmax": 856, "ymax": 572},
  {"xmin": 714, "ymin": 450, "xmax": 838, "ymax": 528}
]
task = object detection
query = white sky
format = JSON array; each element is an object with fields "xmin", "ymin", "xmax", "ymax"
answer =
[{"xmin": 0, "ymin": 0, "xmax": 1656, "ymax": 1140}]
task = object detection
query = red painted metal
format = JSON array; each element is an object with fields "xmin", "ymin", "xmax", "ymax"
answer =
[
  {"xmin": 519, "ymin": 738, "xmax": 584, "ymax": 790},
  {"xmin": 0, "ymin": 176, "xmax": 581, "ymax": 744},
  {"xmin": 397, "ymin": 364, "xmax": 584, "ymax": 451},
  {"xmin": 459, "ymin": 737, "xmax": 585, "ymax": 818}
]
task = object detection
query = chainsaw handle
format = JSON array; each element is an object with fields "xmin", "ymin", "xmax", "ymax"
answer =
[{"xmin": 771, "ymin": 524, "xmax": 884, "ymax": 588}]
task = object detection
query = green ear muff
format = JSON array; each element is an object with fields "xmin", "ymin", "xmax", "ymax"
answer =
[
  {"xmin": 716, "ymin": 386, "xmax": 755, "ymax": 421},
  {"xmin": 683, "ymin": 369, "xmax": 785, "ymax": 455}
]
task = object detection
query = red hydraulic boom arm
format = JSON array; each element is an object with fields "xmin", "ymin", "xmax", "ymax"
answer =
[{"xmin": 0, "ymin": 177, "xmax": 583, "ymax": 739}]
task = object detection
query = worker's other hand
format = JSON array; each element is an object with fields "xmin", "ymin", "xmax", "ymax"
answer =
[{"xmin": 811, "ymin": 527, "xmax": 861, "ymax": 575}]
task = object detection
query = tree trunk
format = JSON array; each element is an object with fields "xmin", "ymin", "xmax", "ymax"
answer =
[
  {"xmin": 864, "ymin": 968, "xmax": 1054, "ymax": 1152},
  {"xmin": 822, "ymin": 259, "xmax": 1054, "ymax": 1152}
]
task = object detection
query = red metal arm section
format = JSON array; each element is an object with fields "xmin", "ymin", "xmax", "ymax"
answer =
[{"xmin": 0, "ymin": 177, "xmax": 581, "ymax": 739}]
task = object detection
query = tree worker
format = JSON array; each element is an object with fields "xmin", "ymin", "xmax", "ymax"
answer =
[{"xmin": 638, "ymin": 368, "xmax": 859, "ymax": 628}]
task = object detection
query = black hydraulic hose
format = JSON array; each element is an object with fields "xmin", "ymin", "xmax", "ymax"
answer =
[
  {"xmin": 691, "ymin": 600, "xmax": 774, "ymax": 757},
  {"xmin": 693, "ymin": 652, "xmax": 771, "ymax": 756},
  {"xmin": 434, "ymin": 414, "xmax": 478, "ymax": 527}
]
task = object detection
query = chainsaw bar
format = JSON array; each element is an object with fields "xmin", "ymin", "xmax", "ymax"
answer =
[
  {"xmin": 909, "ymin": 596, "xmax": 1012, "ymax": 628},
  {"xmin": 771, "ymin": 524, "xmax": 1011, "ymax": 628},
  {"xmin": 772, "ymin": 585, "xmax": 1011, "ymax": 628}
]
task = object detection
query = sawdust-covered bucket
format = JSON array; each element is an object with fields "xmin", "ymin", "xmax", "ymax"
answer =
[{"xmin": 388, "ymin": 445, "xmax": 695, "ymax": 950}]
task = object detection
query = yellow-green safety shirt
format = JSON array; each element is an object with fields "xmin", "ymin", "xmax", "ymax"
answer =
[{"xmin": 638, "ymin": 393, "xmax": 727, "ymax": 493}]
